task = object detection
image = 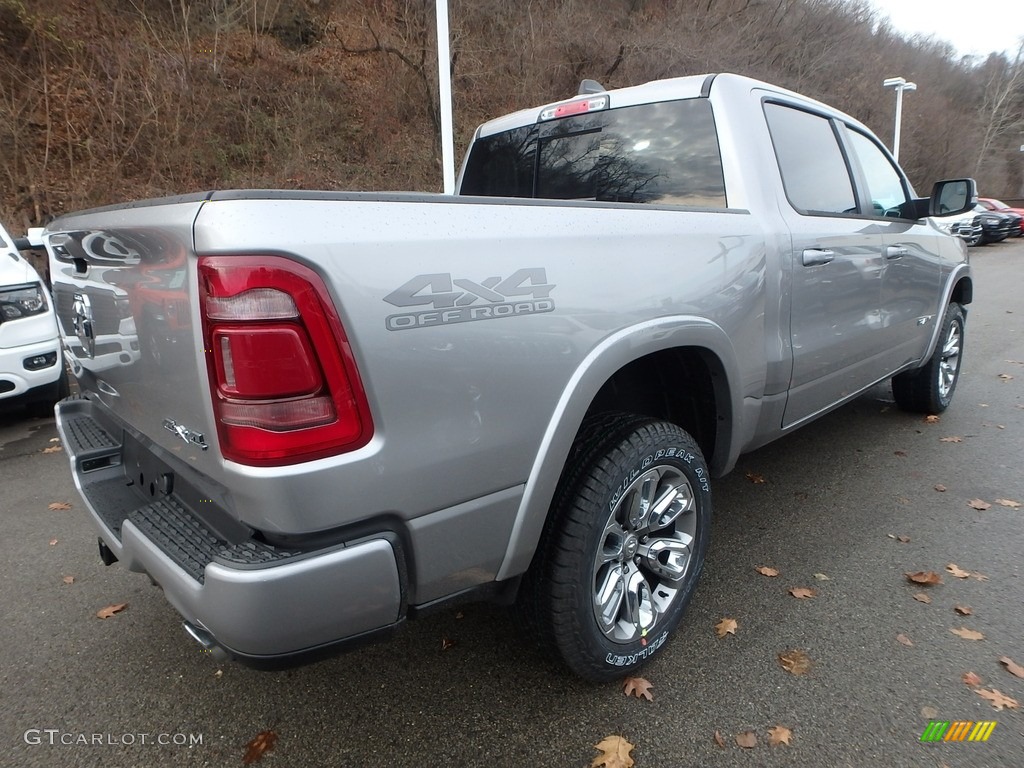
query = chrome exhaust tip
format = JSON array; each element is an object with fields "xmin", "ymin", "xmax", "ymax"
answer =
[{"xmin": 183, "ymin": 622, "xmax": 228, "ymax": 662}]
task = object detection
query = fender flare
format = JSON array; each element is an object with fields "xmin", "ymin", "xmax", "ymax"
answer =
[{"xmin": 495, "ymin": 315, "xmax": 744, "ymax": 580}]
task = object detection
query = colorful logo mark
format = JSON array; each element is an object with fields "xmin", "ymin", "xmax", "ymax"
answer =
[{"xmin": 920, "ymin": 721, "xmax": 997, "ymax": 742}]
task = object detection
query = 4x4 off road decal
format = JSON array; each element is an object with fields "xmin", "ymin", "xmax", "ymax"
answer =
[{"xmin": 384, "ymin": 268, "xmax": 555, "ymax": 331}]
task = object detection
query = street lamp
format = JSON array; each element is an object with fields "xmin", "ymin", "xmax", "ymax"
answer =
[{"xmin": 883, "ymin": 77, "xmax": 917, "ymax": 162}]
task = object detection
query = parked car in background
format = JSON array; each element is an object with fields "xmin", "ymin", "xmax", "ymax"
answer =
[
  {"xmin": 933, "ymin": 208, "xmax": 983, "ymax": 247},
  {"xmin": 978, "ymin": 197, "xmax": 1024, "ymax": 236},
  {"xmin": 0, "ymin": 221, "xmax": 67, "ymax": 416},
  {"xmin": 974, "ymin": 204, "xmax": 1015, "ymax": 244}
]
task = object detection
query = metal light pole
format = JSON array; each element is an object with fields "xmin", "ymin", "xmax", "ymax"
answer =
[
  {"xmin": 435, "ymin": 0, "xmax": 455, "ymax": 195},
  {"xmin": 882, "ymin": 77, "xmax": 917, "ymax": 162}
]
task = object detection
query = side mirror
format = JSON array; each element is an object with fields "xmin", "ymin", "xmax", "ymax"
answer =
[
  {"xmin": 26, "ymin": 227, "xmax": 45, "ymax": 247},
  {"xmin": 928, "ymin": 178, "xmax": 977, "ymax": 217}
]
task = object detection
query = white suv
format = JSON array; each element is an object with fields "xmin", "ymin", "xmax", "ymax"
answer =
[{"xmin": 0, "ymin": 221, "xmax": 66, "ymax": 416}]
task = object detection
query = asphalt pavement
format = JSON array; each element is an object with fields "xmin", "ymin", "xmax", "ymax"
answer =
[{"xmin": 2, "ymin": 238, "xmax": 1022, "ymax": 768}]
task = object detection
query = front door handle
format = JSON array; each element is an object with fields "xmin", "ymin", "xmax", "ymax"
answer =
[
  {"xmin": 802, "ymin": 248, "xmax": 835, "ymax": 266},
  {"xmin": 886, "ymin": 245, "xmax": 908, "ymax": 259}
]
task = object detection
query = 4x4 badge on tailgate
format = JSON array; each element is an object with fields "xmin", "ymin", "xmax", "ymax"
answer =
[{"xmin": 383, "ymin": 268, "xmax": 555, "ymax": 331}]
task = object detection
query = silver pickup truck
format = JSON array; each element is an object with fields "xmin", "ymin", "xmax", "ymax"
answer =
[{"xmin": 45, "ymin": 73, "xmax": 974, "ymax": 681}]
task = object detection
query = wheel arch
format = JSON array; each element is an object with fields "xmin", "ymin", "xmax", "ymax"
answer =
[{"xmin": 495, "ymin": 317, "xmax": 742, "ymax": 580}]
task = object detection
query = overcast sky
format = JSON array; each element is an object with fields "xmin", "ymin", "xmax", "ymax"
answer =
[{"xmin": 865, "ymin": 0, "xmax": 1023, "ymax": 59}]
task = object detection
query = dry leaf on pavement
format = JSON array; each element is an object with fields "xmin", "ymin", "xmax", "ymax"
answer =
[
  {"xmin": 939, "ymin": 436, "xmax": 963, "ymax": 443},
  {"xmin": 906, "ymin": 571, "xmax": 942, "ymax": 585},
  {"xmin": 767, "ymin": 725, "xmax": 793, "ymax": 746},
  {"xmin": 953, "ymin": 605, "xmax": 972, "ymax": 615},
  {"xmin": 974, "ymin": 688, "xmax": 1019, "ymax": 711},
  {"xmin": 623, "ymin": 677, "xmax": 653, "ymax": 701},
  {"xmin": 896, "ymin": 634, "xmax": 914, "ymax": 647},
  {"xmin": 243, "ymin": 731, "xmax": 278, "ymax": 765},
  {"xmin": 48, "ymin": 502, "xmax": 72, "ymax": 511},
  {"xmin": 968, "ymin": 499, "xmax": 992, "ymax": 511},
  {"xmin": 441, "ymin": 637, "xmax": 455, "ymax": 650},
  {"xmin": 62, "ymin": 576, "xmax": 74, "ymax": 585},
  {"xmin": 934, "ymin": 484, "xmax": 947, "ymax": 492},
  {"xmin": 950, "ymin": 627, "xmax": 984, "ymax": 641},
  {"xmin": 95, "ymin": 603, "xmax": 128, "ymax": 619},
  {"xmin": 962, "ymin": 671, "xmax": 982, "ymax": 686},
  {"xmin": 715, "ymin": 618, "xmax": 738, "ymax": 638},
  {"xmin": 912, "ymin": 593, "xmax": 932, "ymax": 604},
  {"xmin": 994, "ymin": 498, "xmax": 1021, "ymax": 508},
  {"xmin": 48, "ymin": 538, "xmax": 58, "ymax": 546},
  {"xmin": 778, "ymin": 649, "xmax": 812, "ymax": 675},
  {"xmin": 999, "ymin": 657, "xmax": 1024, "ymax": 679},
  {"xmin": 42, "ymin": 445, "xmax": 62, "ymax": 454},
  {"xmin": 997, "ymin": 373, "xmax": 1013, "ymax": 381},
  {"xmin": 735, "ymin": 731, "xmax": 757, "ymax": 749},
  {"xmin": 745, "ymin": 472, "xmax": 765, "ymax": 484},
  {"xmin": 713, "ymin": 731, "xmax": 726, "ymax": 748},
  {"xmin": 591, "ymin": 736, "xmax": 635, "ymax": 768},
  {"xmin": 924, "ymin": 415, "xmax": 940, "ymax": 424},
  {"xmin": 813, "ymin": 573, "xmax": 830, "ymax": 581},
  {"xmin": 946, "ymin": 564, "xmax": 970, "ymax": 579},
  {"xmin": 788, "ymin": 587, "xmax": 817, "ymax": 599},
  {"xmin": 755, "ymin": 566, "xmax": 779, "ymax": 577}
]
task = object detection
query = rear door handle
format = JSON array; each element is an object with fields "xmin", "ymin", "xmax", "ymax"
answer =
[
  {"xmin": 801, "ymin": 248, "xmax": 835, "ymax": 266},
  {"xmin": 886, "ymin": 245, "xmax": 908, "ymax": 259}
]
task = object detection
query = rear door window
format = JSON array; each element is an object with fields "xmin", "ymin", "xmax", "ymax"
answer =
[{"xmin": 763, "ymin": 102, "xmax": 857, "ymax": 215}]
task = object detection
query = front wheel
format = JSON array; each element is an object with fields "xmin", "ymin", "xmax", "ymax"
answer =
[
  {"xmin": 892, "ymin": 303, "xmax": 965, "ymax": 414},
  {"xmin": 524, "ymin": 414, "xmax": 711, "ymax": 681}
]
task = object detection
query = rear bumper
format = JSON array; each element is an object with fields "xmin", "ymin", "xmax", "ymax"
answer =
[{"xmin": 55, "ymin": 395, "xmax": 404, "ymax": 664}]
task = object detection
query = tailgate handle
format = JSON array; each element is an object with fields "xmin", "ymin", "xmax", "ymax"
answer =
[
  {"xmin": 801, "ymin": 248, "xmax": 835, "ymax": 266},
  {"xmin": 886, "ymin": 245, "xmax": 908, "ymax": 259}
]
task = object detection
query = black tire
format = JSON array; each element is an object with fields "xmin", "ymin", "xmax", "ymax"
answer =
[
  {"xmin": 892, "ymin": 303, "xmax": 965, "ymax": 414},
  {"xmin": 519, "ymin": 413, "xmax": 711, "ymax": 681}
]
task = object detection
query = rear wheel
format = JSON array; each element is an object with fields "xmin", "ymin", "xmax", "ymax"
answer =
[
  {"xmin": 892, "ymin": 303, "xmax": 964, "ymax": 414},
  {"xmin": 521, "ymin": 414, "xmax": 711, "ymax": 681}
]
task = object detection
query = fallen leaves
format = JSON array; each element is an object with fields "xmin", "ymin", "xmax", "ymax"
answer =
[
  {"xmin": 924, "ymin": 414, "xmax": 940, "ymax": 424},
  {"xmin": 997, "ymin": 373, "xmax": 1014, "ymax": 382},
  {"xmin": 48, "ymin": 501, "xmax": 72, "ymax": 511},
  {"xmin": 777, "ymin": 649, "xmax": 812, "ymax": 675},
  {"xmin": 41, "ymin": 444, "xmax": 63, "ymax": 454},
  {"xmin": 767, "ymin": 726, "xmax": 793, "ymax": 746},
  {"xmin": 953, "ymin": 605, "xmax": 972, "ymax": 616},
  {"xmin": 994, "ymin": 498, "xmax": 1021, "ymax": 509},
  {"xmin": 999, "ymin": 657, "xmax": 1024, "ymax": 679},
  {"xmin": 968, "ymin": 499, "xmax": 991, "ymax": 511},
  {"xmin": 949, "ymin": 627, "xmax": 985, "ymax": 641},
  {"xmin": 754, "ymin": 566, "xmax": 778, "ymax": 577},
  {"xmin": 938, "ymin": 436, "xmax": 963, "ymax": 443},
  {"xmin": 813, "ymin": 572, "xmax": 830, "ymax": 581},
  {"xmin": 441, "ymin": 637, "xmax": 455, "ymax": 651},
  {"xmin": 61, "ymin": 576, "xmax": 75, "ymax": 585},
  {"xmin": 745, "ymin": 472, "xmax": 766, "ymax": 484},
  {"xmin": 48, "ymin": 538, "xmax": 58, "ymax": 547},
  {"xmin": 905, "ymin": 571, "xmax": 942, "ymax": 586},
  {"xmin": 713, "ymin": 731, "xmax": 726, "ymax": 748},
  {"xmin": 974, "ymin": 688, "xmax": 1019, "ymax": 711},
  {"xmin": 715, "ymin": 618, "xmax": 738, "ymax": 638},
  {"xmin": 912, "ymin": 593, "xmax": 932, "ymax": 604},
  {"xmin": 788, "ymin": 587, "xmax": 817, "ymax": 599},
  {"xmin": 962, "ymin": 671, "xmax": 982, "ymax": 686},
  {"xmin": 896, "ymin": 634, "xmax": 914, "ymax": 647},
  {"xmin": 623, "ymin": 677, "xmax": 653, "ymax": 701},
  {"xmin": 243, "ymin": 731, "xmax": 278, "ymax": 765},
  {"xmin": 735, "ymin": 731, "xmax": 757, "ymax": 749},
  {"xmin": 945, "ymin": 563, "xmax": 970, "ymax": 579},
  {"xmin": 95, "ymin": 603, "xmax": 128, "ymax": 619},
  {"xmin": 934, "ymin": 484, "xmax": 947, "ymax": 492},
  {"xmin": 887, "ymin": 534, "xmax": 910, "ymax": 543},
  {"xmin": 591, "ymin": 736, "xmax": 634, "ymax": 768}
]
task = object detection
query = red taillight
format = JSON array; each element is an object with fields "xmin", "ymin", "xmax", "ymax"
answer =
[{"xmin": 199, "ymin": 256, "xmax": 373, "ymax": 466}]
